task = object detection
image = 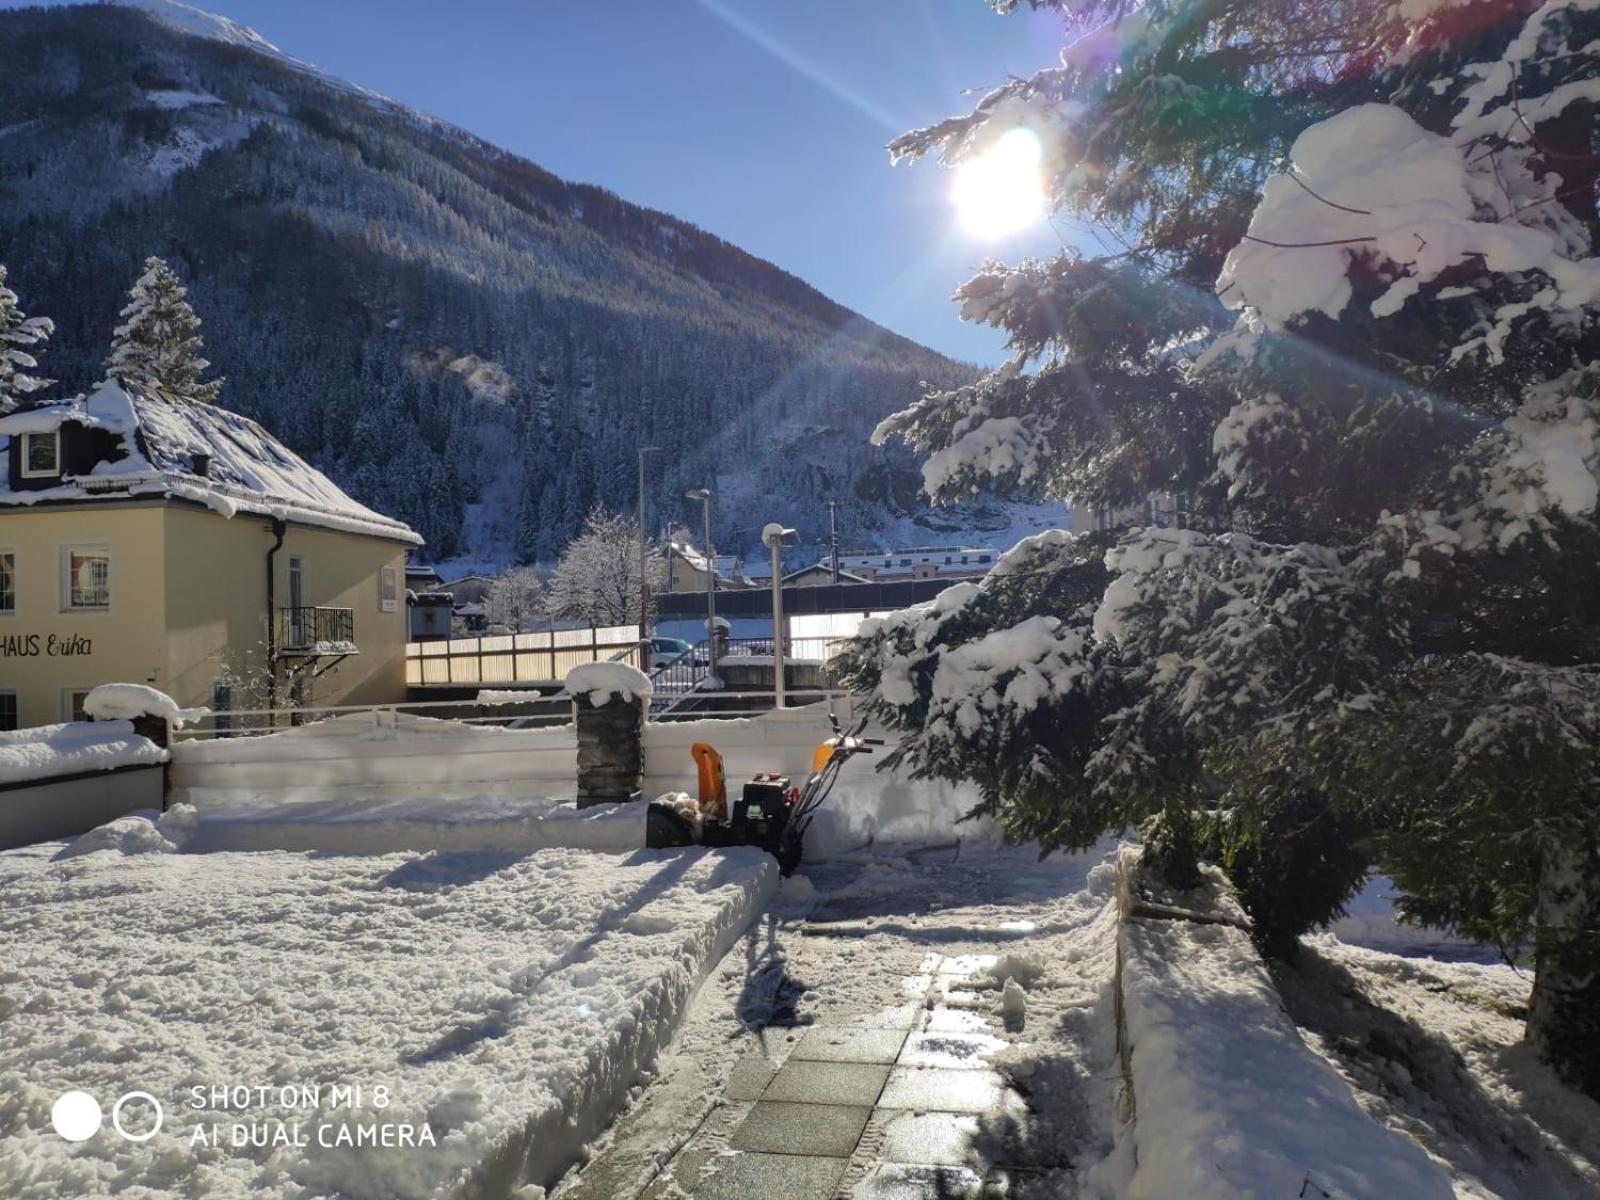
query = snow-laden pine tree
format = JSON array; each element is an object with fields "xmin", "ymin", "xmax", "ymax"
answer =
[
  {"xmin": 544, "ymin": 506, "xmax": 663, "ymax": 627},
  {"xmin": 0, "ymin": 263, "xmax": 54, "ymax": 414},
  {"xmin": 104, "ymin": 256, "xmax": 223, "ymax": 402},
  {"xmin": 842, "ymin": 0, "xmax": 1600, "ymax": 1095}
]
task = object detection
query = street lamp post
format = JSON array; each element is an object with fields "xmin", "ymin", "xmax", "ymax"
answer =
[
  {"xmin": 685, "ymin": 488, "xmax": 717, "ymax": 681},
  {"xmin": 637, "ymin": 446, "xmax": 659, "ymax": 667},
  {"xmin": 762, "ymin": 522, "xmax": 795, "ymax": 708}
]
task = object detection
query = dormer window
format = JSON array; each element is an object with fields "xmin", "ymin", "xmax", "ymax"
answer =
[{"xmin": 21, "ymin": 431, "xmax": 60, "ymax": 479}]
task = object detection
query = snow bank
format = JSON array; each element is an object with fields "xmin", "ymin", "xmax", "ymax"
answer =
[
  {"xmin": 175, "ymin": 793, "xmax": 645, "ymax": 856},
  {"xmin": 0, "ymin": 842, "xmax": 776, "ymax": 1199},
  {"xmin": 82, "ymin": 682, "xmax": 206, "ymax": 727},
  {"xmin": 0, "ymin": 720, "xmax": 167, "ymax": 786},
  {"xmin": 52, "ymin": 809, "xmax": 181, "ymax": 859},
  {"xmin": 1329, "ymin": 873, "xmax": 1488, "ymax": 960},
  {"xmin": 170, "ymin": 712, "xmax": 576, "ymax": 806},
  {"xmin": 564, "ymin": 662, "xmax": 651, "ymax": 705},
  {"xmin": 1113, "ymin": 851, "xmax": 1453, "ymax": 1199}
]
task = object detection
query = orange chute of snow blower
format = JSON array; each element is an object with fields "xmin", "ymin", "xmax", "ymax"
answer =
[{"xmin": 691, "ymin": 742, "xmax": 727, "ymax": 824}]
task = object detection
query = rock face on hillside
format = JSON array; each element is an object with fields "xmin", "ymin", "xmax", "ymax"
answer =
[{"xmin": 0, "ymin": 3, "xmax": 978, "ymax": 563}]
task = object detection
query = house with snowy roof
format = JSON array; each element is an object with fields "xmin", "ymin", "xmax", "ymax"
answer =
[{"xmin": 0, "ymin": 380, "xmax": 421, "ymax": 730}]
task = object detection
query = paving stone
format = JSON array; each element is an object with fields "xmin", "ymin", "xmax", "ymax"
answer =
[
  {"xmin": 722, "ymin": 1051, "xmax": 778, "ymax": 1102},
  {"xmin": 789, "ymin": 1025, "xmax": 908, "ymax": 1065},
  {"xmin": 840, "ymin": 1004, "xmax": 921, "ymax": 1030},
  {"xmin": 871, "ymin": 1108, "xmax": 983, "ymax": 1167},
  {"xmin": 922, "ymin": 1006, "xmax": 992, "ymax": 1034},
  {"xmin": 898, "ymin": 1030, "xmax": 1007, "ymax": 1071},
  {"xmin": 684, "ymin": 1151, "xmax": 847, "ymax": 1200},
  {"xmin": 760, "ymin": 1058, "xmax": 890, "ymax": 1106},
  {"xmin": 878, "ymin": 1066, "xmax": 1009, "ymax": 1114},
  {"xmin": 937, "ymin": 953, "xmax": 998, "ymax": 978},
  {"xmin": 727, "ymin": 1100, "xmax": 872, "ymax": 1158},
  {"xmin": 849, "ymin": 1162, "xmax": 988, "ymax": 1200}
]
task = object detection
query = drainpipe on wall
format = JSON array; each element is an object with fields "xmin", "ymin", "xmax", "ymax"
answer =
[{"xmin": 265, "ymin": 517, "xmax": 287, "ymax": 722}]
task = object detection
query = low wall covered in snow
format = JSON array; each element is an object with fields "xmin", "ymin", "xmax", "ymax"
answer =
[
  {"xmin": 1107, "ymin": 848, "xmax": 1452, "ymax": 1199},
  {"xmin": 166, "ymin": 699, "xmax": 998, "ymax": 859},
  {"xmin": 171, "ymin": 701, "xmax": 876, "ymax": 807},
  {"xmin": 169, "ymin": 712, "xmax": 578, "ymax": 806},
  {"xmin": 0, "ymin": 721, "xmax": 169, "ymax": 851}
]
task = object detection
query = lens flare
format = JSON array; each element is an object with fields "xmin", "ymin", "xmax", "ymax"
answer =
[{"xmin": 952, "ymin": 127, "xmax": 1046, "ymax": 239}]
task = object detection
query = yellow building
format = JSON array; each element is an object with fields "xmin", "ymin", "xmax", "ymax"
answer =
[{"xmin": 0, "ymin": 381, "xmax": 421, "ymax": 731}]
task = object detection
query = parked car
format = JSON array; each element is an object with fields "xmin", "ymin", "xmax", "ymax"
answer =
[{"xmin": 648, "ymin": 636, "xmax": 695, "ymax": 669}]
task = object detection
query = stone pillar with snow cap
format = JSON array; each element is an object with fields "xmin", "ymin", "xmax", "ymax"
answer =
[
  {"xmin": 82, "ymin": 684, "xmax": 204, "ymax": 811},
  {"xmin": 567, "ymin": 663, "xmax": 651, "ymax": 808},
  {"xmin": 82, "ymin": 683, "xmax": 194, "ymax": 749}
]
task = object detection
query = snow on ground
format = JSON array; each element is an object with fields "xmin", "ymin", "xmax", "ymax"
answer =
[
  {"xmin": 0, "ymin": 829, "xmax": 776, "ymax": 1199},
  {"xmin": 1109, "ymin": 857, "xmax": 1453, "ymax": 1199},
  {"xmin": 1330, "ymin": 873, "xmax": 1492, "ymax": 960},
  {"xmin": 0, "ymin": 720, "xmax": 167, "ymax": 786},
  {"xmin": 1278, "ymin": 937, "xmax": 1600, "ymax": 1199},
  {"xmin": 173, "ymin": 794, "xmax": 645, "ymax": 856},
  {"xmin": 555, "ymin": 841, "xmax": 1125, "ymax": 1199}
]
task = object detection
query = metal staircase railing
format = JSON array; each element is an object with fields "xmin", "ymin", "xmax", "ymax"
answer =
[{"xmin": 649, "ymin": 640, "xmax": 711, "ymax": 716}]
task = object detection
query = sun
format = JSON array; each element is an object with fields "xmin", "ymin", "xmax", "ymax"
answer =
[{"xmin": 952, "ymin": 127, "xmax": 1046, "ymax": 239}]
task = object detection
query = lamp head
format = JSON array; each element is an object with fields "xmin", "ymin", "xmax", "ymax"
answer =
[
  {"xmin": 684, "ymin": 487, "xmax": 711, "ymax": 502},
  {"xmin": 762, "ymin": 522, "xmax": 796, "ymax": 548}
]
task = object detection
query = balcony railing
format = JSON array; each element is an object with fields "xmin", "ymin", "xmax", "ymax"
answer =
[{"xmin": 279, "ymin": 606, "xmax": 356, "ymax": 655}]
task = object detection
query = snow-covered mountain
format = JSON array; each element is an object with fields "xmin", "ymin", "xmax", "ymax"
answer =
[{"xmin": 0, "ymin": 1, "xmax": 1068, "ymax": 568}]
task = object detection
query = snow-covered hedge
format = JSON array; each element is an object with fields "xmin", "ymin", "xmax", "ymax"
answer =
[{"xmin": 1112, "ymin": 850, "xmax": 1451, "ymax": 1199}]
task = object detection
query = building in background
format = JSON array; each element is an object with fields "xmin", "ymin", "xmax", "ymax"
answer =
[
  {"xmin": 661, "ymin": 540, "xmax": 753, "ymax": 593},
  {"xmin": 0, "ymin": 381, "xmax": 420, "ymax": 730},
  {"xmin": 768, "ymin": 544, "xmax": 992, "ymax": 588}
]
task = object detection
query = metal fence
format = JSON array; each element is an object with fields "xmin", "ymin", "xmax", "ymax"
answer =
[{"xmin": 406, "ymin": 624, "xmax": 640, "ymax": 687}]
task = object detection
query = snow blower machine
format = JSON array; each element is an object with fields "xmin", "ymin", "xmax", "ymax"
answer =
[{"xmin": 645, "ymin": 711, "xmax": 881, "ymax": 874}]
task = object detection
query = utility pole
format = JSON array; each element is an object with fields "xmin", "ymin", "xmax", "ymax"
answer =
[
  {"xmin": 827, "ymin": 500, "xmax": 840, "ymax": 583},
  {"xmin": 636, "ymin": 446, "xmax": 659, "ymax": 664}
]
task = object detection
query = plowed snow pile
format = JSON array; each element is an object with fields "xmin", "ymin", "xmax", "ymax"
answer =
[{"xmin": 0, "ymin": 834, "xmax": 775, "ymax": 1198}]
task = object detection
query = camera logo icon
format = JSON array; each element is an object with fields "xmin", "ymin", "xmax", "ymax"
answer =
[{"xmin": 51, "ymin": 1091, "xmax": 163, "ymax": 1142}]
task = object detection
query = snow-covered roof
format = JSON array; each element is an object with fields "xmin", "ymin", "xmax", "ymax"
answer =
[
  {"xmin": 782, "ymin": 563, "xmax": 871, "ymax": 584},
  {"xmin": 0, "ymin": 381, "xmax": 421, "ymax": 545}
]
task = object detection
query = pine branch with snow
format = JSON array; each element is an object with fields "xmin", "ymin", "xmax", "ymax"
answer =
[
  {"xmin": 103, "ymin": 255, "xmax": 223, "ymax": 402},
  {"xmin": 0, "ymin": 262, "xmax": 55, "ymax": 414},
  {"xmin": 868, "ymin": 0, "xmax": 1600, "ymax": 1095}
]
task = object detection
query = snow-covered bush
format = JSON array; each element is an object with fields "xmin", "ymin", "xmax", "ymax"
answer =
[{"xmin": 869, "ymin": 0, "xmax": 1600, "ymax": 1094}]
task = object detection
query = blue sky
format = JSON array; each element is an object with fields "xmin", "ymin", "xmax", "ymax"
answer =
[{"xmin": 7, "ymin": 0, "xmax": 1075, "ymax": 364}]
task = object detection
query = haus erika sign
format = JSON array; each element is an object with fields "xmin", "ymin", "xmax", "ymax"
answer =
[{"xmin": 0, "ymin": 632, "xmax": 94, "ymax": 658}]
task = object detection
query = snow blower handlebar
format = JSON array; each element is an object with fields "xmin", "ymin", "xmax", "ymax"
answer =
[{"xmin": 780, "ymin": 713, "xmax": 882, "ymax": 864}]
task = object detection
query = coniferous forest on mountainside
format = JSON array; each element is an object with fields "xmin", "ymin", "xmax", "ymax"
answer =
[{"xmin": 0, "ymin": 3, "xmax": 981, "ymax": 564}]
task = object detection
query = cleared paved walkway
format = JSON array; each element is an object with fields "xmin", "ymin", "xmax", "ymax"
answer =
[{"xmin": 563, "ymin": 847, "xmax": 1107, "ymax": 1200}]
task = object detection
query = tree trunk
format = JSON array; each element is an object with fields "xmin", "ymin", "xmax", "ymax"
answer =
[{"xmin": 1527, "ymin": 838, "xmax": 1600, "ymax": 1100}]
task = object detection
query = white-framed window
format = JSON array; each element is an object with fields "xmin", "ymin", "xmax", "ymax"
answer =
[
  {"xmin": 0, "ymin": 691, "xmax": 16, "ymax": 733},
  {"xmin": 61, "ymin": 686, "xmax": 91, "ymax": 724},
  {"xmin": 60, "ymin": 544, "xmax": 111, "ymax": 612},
  {"xmin": 0, "ymin": 549, "xmax": 14, "ymax": 614},
  {"xmin": 379, "ymin": 564, "xmax": 399, "ymax": 613},
  {"xmin": 21, "ymin": 430, "xmax": 60, "ymax": 478}
]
